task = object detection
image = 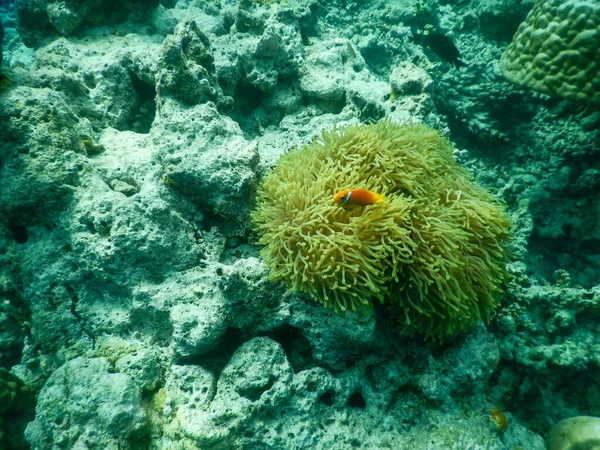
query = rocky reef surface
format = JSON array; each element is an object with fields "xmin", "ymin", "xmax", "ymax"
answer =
[{"xmin": 0, "ymin": 0, "xmax": 598, "ymax": 449}]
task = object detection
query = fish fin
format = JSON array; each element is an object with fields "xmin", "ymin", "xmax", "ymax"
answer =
[
  {"xmin": 376, "ymin": 193, "xmax": 386, "ymax": 203},
  {"xmin": 454, "ymin": 59, "xmax": 467, "ymax": 69},
  {"xmin": 340, "ymin": 190, "xmax": 352, "ymax": 207}
]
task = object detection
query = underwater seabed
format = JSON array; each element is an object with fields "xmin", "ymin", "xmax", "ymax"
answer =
[{"xmin": 0, "ymin": 0, "xmax": 599, "ymax": 449}]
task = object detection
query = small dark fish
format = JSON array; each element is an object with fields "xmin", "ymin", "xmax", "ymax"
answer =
[{"xmin": 413, "ymin": 32, "xmax": 467, "ymax": 69}]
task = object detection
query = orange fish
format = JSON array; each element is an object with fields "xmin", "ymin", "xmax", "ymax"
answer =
[{"xmin": 333, "ymin": 189, "xmax": 385, "ymax": 210}]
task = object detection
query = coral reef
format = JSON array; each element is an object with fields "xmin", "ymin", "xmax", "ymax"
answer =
[
  {"xmin": 253, "ymin": 120, "xmax": 511, "ymax": 340},
  {"xmin": 0, "ymin": 0, "xmax": 597, "ymax": 448},
  {"xmin": 491, "ymin": 282, "xmax": 600, "ymax": 432}
]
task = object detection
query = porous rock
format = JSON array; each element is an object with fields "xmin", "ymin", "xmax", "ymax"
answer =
[
  {"xmin": 161, "ymin": 364, "xmax": 216, "ymax": 417},
  {"xmin": 390, "ymin": 61, "xmax": 433, "ymax": 96},
  {"xmin": 156, "ymin": 19, "xmax": 221, "ymax": 106},
  {"xmin": 152, "ymin": 99, "xmax": 259, "ymax": 230},
  {"xmin": 171, "ymin": 296, "xmax": 228, "ymax": 358},
  {"xmin": 25, "ymin": 357, "xmax": 147, "ymax": 449},
  {"xmin": 0, "ymin": 86, "xmax": 86, "ymax": 218},
  {"xmin": 115, "ymin": 348, "xmax": 163, "ymax": 393},
  {"xmin": 16, "ymin": 0, "xmax": 160, "ymax": 46},
  {"xmin": 173, "ymin": 337, "xmax": 293, "ymax": 447},
  {"xmin": 18, "ymin": 34, "xmax": 161, "ymax": 133},
  {"xmin": 300, "ymin": 39, "xmax": 388, "ymax": 119}
]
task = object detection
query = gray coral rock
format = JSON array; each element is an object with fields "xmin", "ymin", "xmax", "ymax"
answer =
[
  {"xmin": 160, "ymin": 364, "xmax": 216, "ymax": 419},
  {"xmin": 16, "ymin": 0, "xmax": 160, "ymax": 46},
  {"xmin": 115, "ymin": 348, "xmax": 163, "ymax": 393},
  {"xmin": 0, "ymin": 86, "xmax": 85, "ymax": 218},
  {"xmin": 300, "ymin": 39, "xmax": 388, "ymax": 120},
  {"xmin": 25, "ymin": 357, "xmax": 147, "ymax": 449},
  {"xmin": 497, "ymin": 285, "xmax": 600, "ymax": 372},
  {"xmin": 245, "ymin": 8, "xmax": 305, "ymax": 94},
  {"xmin": 156, "ymin": 19, "xmax": 221, "ymax": 106},
  {"xmin": 24, "ymin": 34, "xmax": 161, "ymax": 133},
  {"xmin": 390, "ymin": 61, "xmax": 433, "ymax": 96},
  {"xmin": 46, "ymin": 1, "xmax": 81, "ymax": 36},
  {"xmin": 152, "ymin": 99, "xmax": 259, "ymax": 229},
  {"xmin": 209, "ymin": 4, "xmax": 306, "ymax": 132},
  {"xmin": 171, "ymin": 294, "xmax": 228, "ymax": 358},
  {"xmin": 172, "ymin": 337, "xmax": 293, "ymax": 447}
]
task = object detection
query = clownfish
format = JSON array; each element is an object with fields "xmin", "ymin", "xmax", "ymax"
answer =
[{"xmin": 333, "ymin": 189, "xmax": 385, "ymax": 210}]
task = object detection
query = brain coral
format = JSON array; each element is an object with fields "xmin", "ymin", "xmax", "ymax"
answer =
[
  {"xmin": 252, "ymin": 121, "xmax": 511, "ymax": 340},
  {"xmin": 500, "ymin": 0, "xmax": 600, "ymax": 104}
]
